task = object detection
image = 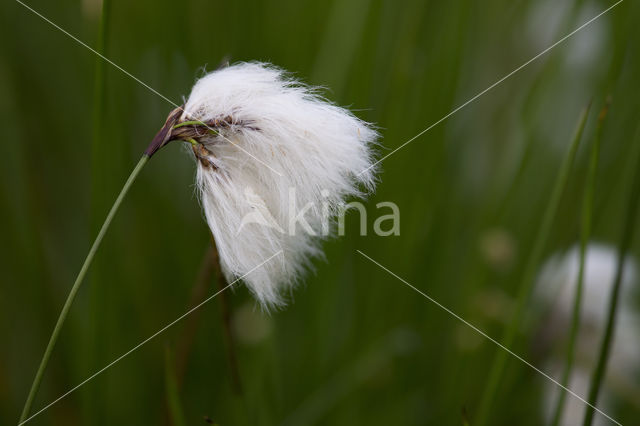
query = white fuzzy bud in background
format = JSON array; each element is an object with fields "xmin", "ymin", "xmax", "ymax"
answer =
[
  {"xmin": 179, "ymin": 62, "xmax": 378, "ymax": 307},
  {"xmin": 534, "ymin": 244, "xmax": 640, "ymax": 426}
]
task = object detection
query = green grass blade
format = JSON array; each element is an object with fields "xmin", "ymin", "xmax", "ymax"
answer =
[
  {"xmin": 165, "ymin": 347, "xmax": 187, "ymax": 426},
  {"xmin": 475, "ymin": 104, "xmax": 591, "ymax": 426},
  {"xmin": 18, "ymin": 155, "xmax": 148, "ymax": 424},
  {"xmin": 88, "ymin": 0, "xmax": 111, "ymax": 421},
  {"xmin": 582, "ymin": 125, "xmax": 640, "ymax": 425},
  {"xmin": 551, "ymin": 101, "xmax": 608, "ymax": 426}
]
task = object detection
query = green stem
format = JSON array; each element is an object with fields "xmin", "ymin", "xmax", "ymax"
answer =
[
  {"xmin": 18, "ymin": 155, "xmax": 149, "ymax": 424},
  {"xmin": 88, "ymin": 0, "xmax": 111, "ymax": 421},
  {"xmin": 475, "ymin": 104, "xmax": 591, "ymax": 426},
  {"xmin": 172, "ymin": 120, "xmax": 207, "ymax": 129},
  {"xmin": 172, "ymin": 120, "xmax": 219, "ymax": 138},
  {"xmin": 582, "ymin": 127, "xmax": 640, "ymax": 425},
  {"xmin": 164, "ymin": 347, "xmax": 187, "ymax": 426},
  {"xmin": 551, "ymin": 102, "xmax": 606, "ymax": 426}
]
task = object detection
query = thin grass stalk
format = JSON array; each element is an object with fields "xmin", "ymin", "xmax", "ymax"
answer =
[
  {"xmin": 582, "ymin": 126, "xmax": 640, "ymax": 425},
  {"xmin": 475, "ymin": 104, "xmax": 591, "ymax": 426},
  {"xmin": 210, "ymin": 235, "xmax": 243, "ymax": 395},
  {"xmin": 173, "ymin": 246, "xmax": 216, "ymax": 387},
  {"xmin": 18, "ymin": 155, "xmax": 148, "ymax": 424},
  {"xmin": 551, "ymin": 101, "xmax": 608, "ymax": 426},
  {"xmin": 164, "ymin": 347, "xmax": 187, "ymax": 426},
  {"xmin": 88, "ymin": 0, "xmax": 111, "ymax": 421},
  {"xmin": 90, "ymin": 0, "xmax": 110, "ymax": 168},
  {"xmin": 217, "ymin": 271, "xmax": 243, "ymax": 394},
  {"xmin": 160, "ymin": 246, "xmax": 213, "ymax": 425}
]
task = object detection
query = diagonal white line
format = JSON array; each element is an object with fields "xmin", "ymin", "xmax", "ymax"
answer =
[
  {"xmin": 14, "ymin": 0, "xmax": 284, "ymax": 177},
  {"xmin": 18, "ymin": 250, "xmax": 283, "ymax": 426},
  {"xmin": 14, "ymin": 0, "xmax": 175, "ymax": 105},
  {"xmin": 356, "ymin": 250, "xmax": 622, "ymax": 426},
  {"xmin": 359, "ymin": 0, "xmax": 623, "ymax": 175}
]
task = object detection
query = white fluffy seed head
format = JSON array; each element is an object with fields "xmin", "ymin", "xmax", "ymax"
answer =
[
  {"xmin": 181, "ymin": 62, "xmax": 379, "ymax": 308},
  {"xmin": 536, "ymin": 244, "xmax": 638, "ymax": 325}
]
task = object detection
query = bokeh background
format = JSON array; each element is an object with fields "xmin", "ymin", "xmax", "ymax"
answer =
[{"xmin": 1, "ymin": 0, "xmax": 639, "ymax": 425}]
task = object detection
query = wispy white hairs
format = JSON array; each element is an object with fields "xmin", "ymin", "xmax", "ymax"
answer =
[{"xmin": 178, "ymin": 62, "xmax": 378, "ymax": 307}]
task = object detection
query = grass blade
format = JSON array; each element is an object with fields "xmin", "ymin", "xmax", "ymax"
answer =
[
  {"xmin": 88, "ymin": 0, "xmax": 111, "ymax": 420},
  {"xmin": 164, "ymin": 347, "xmax": 187, "ymax": 426},
  {"xmin": 582, "ymin": 125, "xmax": 640, "ymax": 425},
  {"xmin": 18, "ymin": 155, "xmax": 148, "ymax": 424},
  {"xmin": 475, "ymin": 104, "xmax": 591, "ymax": 426},
  {"xmin": 551, "ymin": 101, "xmax": 608, "ymax": 426}
]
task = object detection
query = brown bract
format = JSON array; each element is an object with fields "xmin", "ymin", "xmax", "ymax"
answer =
[
  {"xmin": 191, "ymin": 143, "xmax": 218, "ymax": 170},
  {"xmin": 144, "ymin": 106, "xmax": 184, "ymax": 157},
  {"xmin": 145, "ymin": 108, "xmax": 263, "ymax": 172},
  {"xmin": 144, "ymin": 108, "xmax": 251, "ymax": 159}
]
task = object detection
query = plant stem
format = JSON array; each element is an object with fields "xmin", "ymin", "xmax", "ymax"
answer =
[
  {"xmin": 475, "ymin": 104, "xmax": 591, "ymax": 426},
  {"xmin": 88, "ymin": 0, "xmax": 111, "ymax": 421},
  {"xmin": 18, "ymin": 155, "xmax": 149, "ymax": 424},
  {"xmin": 164, "ymin": 346, "xmax": 187, "ymax": 426},
  {"xmin": 551, "ymin": 101, "xmax": 607, "ymax": 426},
  {"xmin": 217, "ymin": 269, "xmax": 243, "ymax": 394},
  {"xmin": 582, "ymin": 126, "xmax": 640, "ymax": 425},
  {"xmin": 173, "ymin": 245, "xmax": 216, "ymax": 387},
  {"xmin": 210, "ymin": 235, "xmax": 243, "ymax": 395},
  {"xmin": 172, "ymin": 120, "xmax": 208, "ymax": 129}
]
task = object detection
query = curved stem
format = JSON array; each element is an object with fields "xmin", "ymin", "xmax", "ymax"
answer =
[
  {"xmin": 19, "ymin": 155, "xmax": 149, "ymax": 424},
  {"xmin": 551, "ymin": 102, "xmax": 606, "ymax": 426}
]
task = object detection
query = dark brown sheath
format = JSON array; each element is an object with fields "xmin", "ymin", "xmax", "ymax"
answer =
[{"xmin": 144, "ymin": 106, "xmax": 184, "ymax": 157}]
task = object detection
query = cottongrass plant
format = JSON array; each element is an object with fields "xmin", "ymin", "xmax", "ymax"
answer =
[
  {"xmin": 181, "ymin": 63, "xmax": 378, "ymax": 306},
  {"xmin": 20, "ymin": 62, "xmax": 378, "ymax": 422},
  {"xmin": 475, "ymin": 104, "xmax": 591, "ymax": 426},
  {"xmin": 535, "ymin": 244, "xmax": 640, "ymax": 426}
]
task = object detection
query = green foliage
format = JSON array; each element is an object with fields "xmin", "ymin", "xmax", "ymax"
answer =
[{"xmin": 2, "ymin": 0, "xmax": 640, "ymax": 425}]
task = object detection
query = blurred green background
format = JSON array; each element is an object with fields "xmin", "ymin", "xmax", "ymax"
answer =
[{"xmin": 1, "ymin": 0, "xmax": 639, "ymax": 425}]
